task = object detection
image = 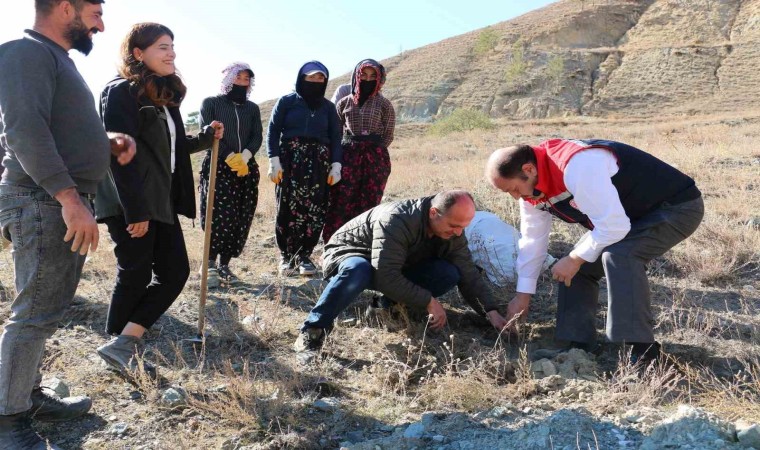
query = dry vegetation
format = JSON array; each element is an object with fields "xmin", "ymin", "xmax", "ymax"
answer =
[{"xmin": 0, "ymin": 113, "xmax": 758, "ymax": 449}]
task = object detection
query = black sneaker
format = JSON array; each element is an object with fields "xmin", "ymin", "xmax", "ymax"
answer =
[
  {"xmin": 365, "ymin": 295, "xmax": 398, "ymax": 322},
  {"xmin": 294, "ymin": 328, "xmax": 325, "ymax": 352},
  {"xmin": 629, "ymin": 342, "xmax": 661, "ymax": 367},
  {"xmin": 294, "ymin": 328, "xmax": 326, "ymax": 365},
  {"xmin": 298, "ymin": 256, "xmax": 317, "ymax": 276},
  {"xmin": 29, "ymin": 387, "xmax": 91, "ymax": 422},
  {"xmin": 0, "ymin": 411, "xmax": 59, "ymax": 449},
  {"xmin": 217, "ymin": 265, "xmax": 240, "ymax": 284},
  {"xmin": 279, "ymin": 256, "xmax": 296, "ymax": 276}
]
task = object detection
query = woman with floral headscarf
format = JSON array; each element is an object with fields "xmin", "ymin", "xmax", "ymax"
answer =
[
  {"xmin": 198, "ymin": 62, "xmax": 262, "ymax": 286},
  {"xmin": 267, "ymin": 61, "xmax": 342, "ymax": 276},
  {"xmin": 322, "ymin": 58, "xmax": 395, "ymax": 242}
]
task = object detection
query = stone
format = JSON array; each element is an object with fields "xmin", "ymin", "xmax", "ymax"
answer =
[
  {"xmin": 403, "ymin": 422, "xmax": 426, "ymax": 439},
  {"xmin": 736, "ymin": 421, "xmax": 760, "ymax": 448},
  {"xmin": 129, "ymin": 391, "xmax": 142, "ymax": 401},
  {"xmin": 241, "ymin": 315, "xmax": 260, "ymax": 327},
  {"xmin": 109, "ymin": 423, "xmax": 129, "ymax": 436},
  {"xmin": 345, "ymin": 431, "xmax": 364, "ymax": 443},
  {"xmin": 161, "ymin": 388, "xmax": 186, "ymax": 408},
  {"xmin": 421, "ymin": 412, "xmax": 437, "ymax": 426},
  {"xmin": 746, "ymin": 216, "xmax": 760, "ymax": 229},
  {"xmin": 432, "ymin": 435, "xmax": 445, "ymax": 442},
  {"xmin": 541, "ymin": 359, "xmax": 557, "ymax": 376},
  {"xmin": 44, "ymin": 377, "xmax": 70, "ymax": 398},
  {"xmin": 313, "ymin": 397, "xmax": 341, "ymax": 412},
  {"xmin": 640, "ymin": 405, "xmax": 736, "ymax": 450},
  {"xmin": 220, "ymin": 436, "xmax": 240, "ymax": 450}
]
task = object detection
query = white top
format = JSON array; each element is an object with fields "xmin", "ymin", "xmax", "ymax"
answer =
[
  {"xmin": 163, "ymin": 106, "xmax": 177, "ymax": 173},
  {"xmin": 516, "ymin": 148, "xmax": 632, "ymax": 294}
]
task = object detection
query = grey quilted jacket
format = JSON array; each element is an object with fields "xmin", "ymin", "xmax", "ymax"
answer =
[{"xmin": 322, "ymin": 196, "xmax": 498, "ymax": 315}]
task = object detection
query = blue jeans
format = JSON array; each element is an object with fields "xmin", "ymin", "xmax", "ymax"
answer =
[
  {"xmin": 0, "ymin": 184, "xmax": 90, "ymax": 415},
  {"xmin": 302, "ymin": 257, "xmax": 460, "ymax": 331}
]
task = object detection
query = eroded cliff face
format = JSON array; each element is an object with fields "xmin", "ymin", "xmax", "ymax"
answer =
[
  {"xmin": 390, "ymin": 0, "xmax": 758, "ymax": 121},
  {"xmin": 260, "ymin": 0, "xmax": 760, "ymax": 123}
]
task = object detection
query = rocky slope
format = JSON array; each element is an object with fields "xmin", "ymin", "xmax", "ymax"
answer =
[{"xmin": 310, "ymin": 0, "xmax": 760, "ymax": 122}]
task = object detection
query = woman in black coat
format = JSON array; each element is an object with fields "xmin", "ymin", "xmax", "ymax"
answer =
[{"xmin": 94, "ymin": 22, "xmax": 223, "ymax": 376}]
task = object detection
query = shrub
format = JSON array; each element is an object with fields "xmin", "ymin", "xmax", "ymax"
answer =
[
  {"xmin": 504, "ymin": 39, "xmax": 530, "ymax": 87},
  {"xmin": 474, "ymin": 27, "xmax": 500, "ymax": 56},
  {"xmin": 547, "ymin": 54, "xmax": 566, "ymax": 93},
  {"xmin": 428, "ymin": 109, "xmax": 495, "ymax": 136}
]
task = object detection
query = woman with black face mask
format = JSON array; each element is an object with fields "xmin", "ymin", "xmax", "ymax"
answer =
[
  {"xmin": 266, "ymin": 61, "xmax": 342, "ymax": 276},
  {"xmin": 321, "ymin": 59, "xmax": 395, "ymax": 243},
  {"xmin": 198, "ymin": 62, "xmax": 263, "ymax": 286}
]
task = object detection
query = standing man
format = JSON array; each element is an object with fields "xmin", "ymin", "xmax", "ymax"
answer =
[
  {"xmin": 294, "ymin": 190, "xmax": 509, "ymax": 361},
  {"xmin": 486, "ymin": 139, "xmax": 703, "ymax": 365},
  {"xmin": 0, "ymin": 1, "xmax": 135, "ymax": 448}
]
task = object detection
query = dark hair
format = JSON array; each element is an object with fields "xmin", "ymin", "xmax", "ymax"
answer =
[
  {"xmin": 431, "ymin": 190, "xmax": 474, "ymax": 215},
  {"xmin": 35, "ymin": 0, "xmax": 103, "ymax": 16},
  {"xmin": 118, "ymin": 23, "xmax": 186, "ymax": 107},
  {"xmin": 495, "ymin": 145, "xmax": 536, "ymax": 180}
]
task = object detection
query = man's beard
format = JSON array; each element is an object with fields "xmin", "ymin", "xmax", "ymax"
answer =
[{"xmin": 64, "ymin": 13, "xmax": 96, "ymax": 55}]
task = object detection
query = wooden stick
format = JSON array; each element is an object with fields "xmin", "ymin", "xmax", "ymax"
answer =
[{"xmin": 197, "ymin": 137, "xmax": 220, "ymax": 338}]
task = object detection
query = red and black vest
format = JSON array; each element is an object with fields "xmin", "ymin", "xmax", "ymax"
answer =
[{"xmin": 525, "ymin": 139, "xmax": 700, "ymax": 230}]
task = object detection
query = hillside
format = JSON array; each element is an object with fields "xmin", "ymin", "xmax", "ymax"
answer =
[{"xmin": 260, "ymin": 0, "xmax": 760, "ymax": 122}]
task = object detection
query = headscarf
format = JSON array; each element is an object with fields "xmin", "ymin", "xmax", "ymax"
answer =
[
  {"xmin": 351, "ymin": 59, "xmax": 386, "ymax": 106},
  {"xmin": 219, "ymin": 61, "xmax": 254, "ymax": 98},
  {"xmin": 295, "ymin": 60, "xmax": 330, "ymax": 110}
]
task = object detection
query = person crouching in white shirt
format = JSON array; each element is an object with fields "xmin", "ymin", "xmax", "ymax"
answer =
[{"xmin": 485, "ymin": 139, "xmax": 704, "ymax": 366}]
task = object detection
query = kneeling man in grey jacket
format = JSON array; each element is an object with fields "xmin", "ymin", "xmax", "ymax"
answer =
[{"xmin": 295, "ymin": 190, "xmax": 510, "ymax": 358}]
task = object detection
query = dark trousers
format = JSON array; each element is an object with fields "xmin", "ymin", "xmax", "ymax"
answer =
[
  {"xmin": 302, "ymin": 257, "xmax": 460, "ymax": 331},
  {"xmin": 274, "ymin": 138, "xmax": 330, "ymax": 259},
  {"xmin": 103, "ymin": 214, "xmax": 190, "ymax": 335},
  {"xmin": 555, "ymin": 197, "xmax": 704, "ymax": 344}
]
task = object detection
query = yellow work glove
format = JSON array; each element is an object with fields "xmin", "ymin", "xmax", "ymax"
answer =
[
  {"xmin": 225, "ymin": 153, "xmax": 246, "ymax": 173},
  {"xmin": 236, "ymin": 164, "xmax": 250, "ymax": 177}
]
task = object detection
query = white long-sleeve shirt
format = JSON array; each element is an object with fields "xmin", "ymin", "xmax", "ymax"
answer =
[{"xmin": 515, "ymin": 149, "xmax": 632, "ymax": 294}]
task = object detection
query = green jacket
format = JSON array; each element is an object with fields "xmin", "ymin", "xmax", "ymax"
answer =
[
  {"xmin": 323, "ymin": 196, "xmax": 498, "ymax": 315},
  {"xmin": 95, "ymin": 78, "xmax": 214, "ymax": 224}
]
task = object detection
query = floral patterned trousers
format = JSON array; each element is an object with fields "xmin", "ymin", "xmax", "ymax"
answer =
[
  {"xmin": 322, "ymin": 140, "xmax": 391, "ymax": 243},
  {"xmin": 199, "ymin": 153, "xmax": 259, "ymax": 259},
  {"xmin": 275, "ymin": 138, "xmax": 331, "ymax": 259}
]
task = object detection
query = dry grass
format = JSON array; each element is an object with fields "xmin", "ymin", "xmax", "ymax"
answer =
[{"xmin": 1, "ymin": 113, "xmax": 758, "ymax": 448}]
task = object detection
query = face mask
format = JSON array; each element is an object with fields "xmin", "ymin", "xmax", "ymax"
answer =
[
  {"xmin": 226, "ymin": 84, "xmax": 248, "ymax": 103},
  {"xmin": 358, "ymin": 80, "xmax": 377, "ymax": 106},
  {"xmin": 299, "ymin": 80, "xmax": 324, "ymax": 110}
]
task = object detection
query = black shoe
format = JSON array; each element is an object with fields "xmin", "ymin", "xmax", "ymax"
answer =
[
  {"xmin": 278, "ymin": 256, "xmax": 296, "ymax": 276},
  {"xmin": 293, "ymin": 328, "xmax": 325, "ymax": 364},
  {"xmin": 298, "ymin": 256, "xmax": 317, "ymax": 276},
  {"xmin": 364, "ymin": 295, "xmax": 395, "ymax": 320},
  {"xmin": 294, "ymin": 328, "xmax": 325, "ymax": 352},
  {"xmin": 29, "ymin": 387, "xmax": 91, "ymax": 422},
  {"xmin": 0, "ymin": 411, "xmax": 59, "ymax": 449},
  {"xmin": 217, "ymin": 265, "xmax": 240, "ymax": 284},
  {"xmin": 629, "ymin": 342, "xmax": 661, "ymax": 366}
]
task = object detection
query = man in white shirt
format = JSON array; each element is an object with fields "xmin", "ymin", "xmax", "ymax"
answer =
[{"xmin": 485, "ymin": 139, "xmax": 704, "ymax": 365}]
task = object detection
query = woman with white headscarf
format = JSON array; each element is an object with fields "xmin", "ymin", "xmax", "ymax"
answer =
[{"xmin": 199, "ymin": 62, "xmax": 262, "ymax": 286}]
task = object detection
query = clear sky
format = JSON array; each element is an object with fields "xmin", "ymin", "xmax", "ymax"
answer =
[{"xmin": 0, "ymin": 0, "xmax": 556, "ymax": 114}]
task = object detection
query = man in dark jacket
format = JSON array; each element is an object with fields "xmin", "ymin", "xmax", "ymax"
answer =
[
  {"xmin": 486, "ymin": 139, "xmax": 704, "ymax": 366},
  {"xmin": 294, "ymin": 190, "xmax": 510, "ymax": 357}
]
